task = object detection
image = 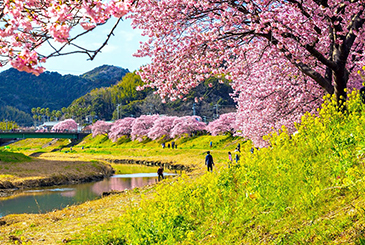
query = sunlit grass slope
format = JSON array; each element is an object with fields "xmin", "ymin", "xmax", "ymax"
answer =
[
  {"xmin": 34, "ymin": 134, "xmax": 247, "ymax": 171},
  {"xmin": 0, "ymin": 150, "xmax": 30, "ymax": 163},
  {"xmin": 74, "ymin": 91, "xmax": 365, "ymax": 244}
]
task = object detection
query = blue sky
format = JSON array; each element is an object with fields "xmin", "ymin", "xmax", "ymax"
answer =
[{"xmin": 0, "ymin": 18, "xmax": 151, "ymax": 75}]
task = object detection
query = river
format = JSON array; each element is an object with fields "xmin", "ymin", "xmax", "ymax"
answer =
[{"xmin": 0, "ymin": 172, "xmax": 176, "ymax": 218}]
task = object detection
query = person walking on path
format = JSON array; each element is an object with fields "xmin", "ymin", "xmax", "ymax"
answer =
[
  {"xmin": 205, "ymin": 151, "xmax": 214, "ymax": 172},
  {"xmin": 234, "ymin": 147, "xmax": 240, "ymax": 163},
  {"xmin": 157, "ymin": 166, "xmax": 164, "ymax": 181},
  {"xmin": 228, "ymin": 151, "xmax": 232, "ymax": 168}
]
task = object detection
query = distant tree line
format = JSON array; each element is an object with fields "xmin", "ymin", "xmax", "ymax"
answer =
[
  {"xmin": 31, "ymin": 107, "xmax": 63, "ymax": 125},
  {"xmin": 0, "ymin": 120, "xmax": 18, "ymax": 131}
]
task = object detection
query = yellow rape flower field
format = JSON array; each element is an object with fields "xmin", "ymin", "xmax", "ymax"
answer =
[{"xmin": 2, "ymin": 92, "xmax": 365, "ymax": 244}]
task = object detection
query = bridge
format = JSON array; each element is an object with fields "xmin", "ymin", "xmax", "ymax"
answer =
[{"xmin": 0, "ymin": 131, "xmax": 90, "ymax": 140}]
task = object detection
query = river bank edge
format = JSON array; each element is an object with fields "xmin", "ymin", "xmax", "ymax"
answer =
[
  {"xmin": 0, "ymin": 156, "xmax": 193, "ymax": 198},
  {"xmin": 0, "ymin": 161, "xmax": 115, "ymax": 198}
]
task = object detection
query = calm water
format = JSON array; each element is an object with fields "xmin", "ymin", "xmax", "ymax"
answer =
[{"xmin": 0, "ymin": 173, "xmax": 176, "ymax": 218}]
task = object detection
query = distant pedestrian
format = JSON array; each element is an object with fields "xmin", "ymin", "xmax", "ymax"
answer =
[
  {"xmin": 167, "ymin": 143, "xmax": 170, "ymax": 149},
  {"xmin": 157, "ymin": 166, "xmax": 164, "ymax": 181},
  {"xmin": 210, "ymin": 141, "xmax": 213, "ymax": 148},
  {"xmin": 162, "ymin": 143, "xmax": 165, "ymax": 149},
  {"xmin": 171, "ymin": 141, "xmax": 175, "ymax": 149},
  {"xmin": 228, "ymin": 151, "xmax": 232, "ymax": 168},
  {"xmin": 234, "ymin": 147, "xmax": 240, "ymax": 163},
  {"xmin": 205, "ymin": 151, "xmax": 214, "ymax": 172},
  {"xmin": 175, "ymin": 144, "xmax": 177, "ymax": 149}
]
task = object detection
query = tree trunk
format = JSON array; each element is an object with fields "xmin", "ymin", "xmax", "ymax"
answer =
[{"xmin": 333, "ymin": 66, "xmax": 349, "ymax": 110}]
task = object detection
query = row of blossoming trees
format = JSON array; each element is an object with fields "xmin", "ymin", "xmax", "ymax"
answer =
[{"xmin": 91, "ymin": 113, "xmax": 237, "ymax": 142}]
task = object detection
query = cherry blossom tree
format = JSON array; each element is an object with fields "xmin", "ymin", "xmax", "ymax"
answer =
[
  {"xmin": 52, "ymin": 118, "xmax": 78, "ymax": 132},
  {"xmin": 147, "ymin": 115, "xmax": 179, "ymax": 140},
  {"xmin": 170, "ymin": 116, "xmax": 206, "ymax": 139},
  {"xmin": 206, "ymin": 113, "xmax": 236, "ymax": 136},
  {"xmin": 129, "ymin": 1, "xmax": 365, "ymax": 146},
  {"xmin": 5, "ymin": 1, "xmax": 365, "ymax": 146},
  {"xmin": 130, "ymin": 114, "xmax": 159, "ymax": 141},
  {"xmin": 0, "ymin": 0, "xmax": 132, "ymax": 75},
  {"xmin": 108, "ymin": 117, "xmax": 135, "ymax": 142},
  {"xmin": 91, "ymin": 120, "xmax": 113, "ymax": 137}
]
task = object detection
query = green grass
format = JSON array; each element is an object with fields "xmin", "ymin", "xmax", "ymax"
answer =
[
  {"xmin": 5, "ymin": 92, "xmax": 365, "ymax": 244},
  {"xmin": 111, "ymin": 164, "xmax": 166, "ymax": 174},
  {"xmin": 0, "ymin": 150, "xmax": 31, "ymax": 163},
  {"xmin": 71, "ymin": 91, "xmax": 365, "ymax": 244}
]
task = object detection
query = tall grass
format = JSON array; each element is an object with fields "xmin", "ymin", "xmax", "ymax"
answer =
[{"xmin": 72, "ymin": 90, "xmax": 365, "ymax": 244}]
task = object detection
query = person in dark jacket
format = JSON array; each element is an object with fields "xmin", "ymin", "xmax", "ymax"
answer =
[
  {"xmin": 157, "ymin": 166, "xmax": 164, "ymax": 181},
  {"xmin": 205, "ymin": 151, "xmax": 214, "ymax": 172}
]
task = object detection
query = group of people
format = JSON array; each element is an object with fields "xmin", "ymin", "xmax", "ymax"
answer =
[
  {"xmin": 161, "ymin": 142, "xmax": 177, "ymax": 149},
  {"xmin": 157, "ymin": 143, "xmax": 243, "ymax": 178},
  {"xmin": 205, "ymin": 143, "xmax": 241, "ymax": 172}
]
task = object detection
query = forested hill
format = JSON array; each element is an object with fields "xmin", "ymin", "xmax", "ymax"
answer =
[
  {"xmin": 0, "ymin": 65, "xmax": 129, "ymax": 125},
  {"xmin": 66, "ymin": 72, "xmax": 236, "ymax": 123}
]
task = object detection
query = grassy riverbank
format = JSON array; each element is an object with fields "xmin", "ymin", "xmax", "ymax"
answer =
[
  {"xmin": 0, "ymin": 153, "xmax": 114, "ymax": 195},
  {"xmin": 2, "ymin": 94, "xmax": 365, "ymax": 244},
  {"xmin": 0, "ymin": 134, "xmax": 243, "ymax": 244}
]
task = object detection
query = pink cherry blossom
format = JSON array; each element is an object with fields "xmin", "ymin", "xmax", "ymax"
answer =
[
  {"xmin": 108, "ymin": 117, "xmax": 135, "ymax": 142},
  {"xmin": 170, "ymin": 116, "xmax": 206, "ymax": 139},
  {"xmin": 206, "ymin": 113, "xmax": 236, "ymax": 136},
  {"xmin": 91, "ymin": 120, "xmax": 113, "ymax": 137},
  {"xmin": 5, "ymin": 1, "xmax": 365, "ymax": 147},
  {"xmin": 130, "ymin": 114, "xmax": 159, "ymax": 141},
  {"xmin": 0, "ymin": 0, "xmax": 132, "ymax": 75},
  {"xmin": 52, "ymin": 119, "xmax": 78, "ymax": 132},
  {"xmin": 128, "ymin": 1, "xmax": 365, "ymax": 146},
  {"xmin": 147, "ymin": 115, "xmax": 179, "ymax": 140}
]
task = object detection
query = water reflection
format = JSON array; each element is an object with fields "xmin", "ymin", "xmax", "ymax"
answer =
[{"xmin": 0, "ymin": 173, "xmax": 176, "ymax": 218}]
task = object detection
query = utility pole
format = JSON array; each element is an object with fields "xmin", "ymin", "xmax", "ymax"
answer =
[
  {"xmin": 148, "ymin": 104, "xmax": 153, "ymax": 115},
  {"xmin": 215, "ymin": 103, "xmax": 219, "ymax": 118},
  {"xmin": 116, "ymin": 104, "xmax": 121, "ymax": 119}
]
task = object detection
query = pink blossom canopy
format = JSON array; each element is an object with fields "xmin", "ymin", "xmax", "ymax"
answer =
[
  {"xmin": 0, "ymin": 0, "xmax": 132, "ymax": 75},
  {"xmin": 108, "ymin": 117, "xmax": 135, "ymax": 142},
  {"xmin": 206, "ymin": 113, "xmax": 236, "ymax": 136},
  {"xmin": 129, "ymin": 1, "xmax": 365, "ymax": 146},
  {"xmin": 91, "ymin": 120, "xmax": 113, "ymax": 137},
  {"xmin": 147, "ymin": 116, "xmax": 179, "ymax": 140},
  {"xmin": 130, "ymin": 114, "xmax": 160, "ymax": 141},
  {"xmin": 52, "ymin": 119, "xmax": 78, "ymax": 131},
  {"xmin": 170, "ymin": 116, "xmax": 206, "ymax": 139}
]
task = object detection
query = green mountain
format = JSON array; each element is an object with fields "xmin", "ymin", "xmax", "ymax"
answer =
[{"xmin": 0, "ymin": 65, "xmax": 129, "ymax": 125}]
